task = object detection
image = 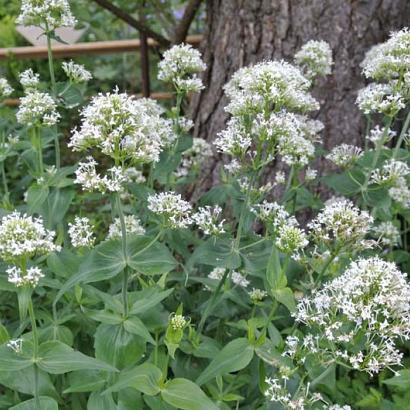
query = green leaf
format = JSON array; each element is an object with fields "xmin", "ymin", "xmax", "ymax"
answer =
[
  {"xmin": 26, "ymin": 184, "xmax": 49, "ymax": 213},
  {"xmin": 196, "ymin": 338, "xmax": 254, "ymax": 386},
  {"xmin": 0, "ymin": 323, "xmax": 9, "ymax": 344},
  {"xmin": 123, "ymin": 316, "xmax": 155, "ymax": 345},
  {"xmin": 383, "ymin": 370, "xmax": 410, "ymax": 388},
  {"xmin": 161, "ymin": 378, "xmax": 218, "ymax": 410},
  {"xmin": 187, "ymin": 237, "xmax": 241, "ymax": 270},
  {"xmin": 322, "ymin": 171, "xmax": 363, "ymax": 196},
  {"xmin": 87, "ymin": 391, "xmax": 117, "ymax": 410},
  {"xmin": 127, "ymin": 235, "xmax": 177, "ymax": 276},
  {"xmin": 42, "ymin": 187, "xmax": 75, "ymax": 227},
  {"xmin": 37, "ymin": 340, "xmax": 117, "ymax": 374},
  {"xmin": 266, "ymin": 245, "xmax": 286, "ymax": 289},
  {"xmin": 10, "ymin": 397, "xmax": 58, "ymax": 410},
  {"xmin": 64, "ymin": 370, "xmax": 106, "ymax": 393},
  {"xmin": 0, "ymin": 344, "xmax": 32, "ymax": 371},
  {"xmin": 55, "ymin": 239, "xmax": 126, "ymax": 302},
  {"xmin": 105, "ymin": 362, "xmax": 162, "ymax": 396},
  {"xmin": 272, "ymin": 287, "xmax": 296, "ymax": 313},
  {"xmin": 17, "ymin": 287, "xmax": 31, "ymax": 321},
  {"xmin": 129, "ymin": 288, "xmax": 173, "ymax": 315}
]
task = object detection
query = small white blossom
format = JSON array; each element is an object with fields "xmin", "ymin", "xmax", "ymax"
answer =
[
  {"xmin": 175, "ymin": 138, "xmax": 213, "ymax": 178},
  {"xmin": 7, "ymin": 265, "xmax": 44, "ymax": 287},
  {"xmin": 19, "ymin": 69, "xmax": 40, "ymax": 90},
  {"xmin": 124, "ymin": 167, "xmax": 146, "ymax": 184},
  {"xmin": 7, "ymin": 339, "xmax": 23, "ymax": 353},
  {"xmin": 372, "ymin": 221, "xmax": 401, "ymax": 247},
  {"xmin": 68, "ymin": 217, "xmax": 95, "ymax": 248},
  {"xmin": 295, "ymin": 40, "xmax": 333, "ymax": 79},
  {"xmin": 0, "ymin": 78, "xmax": 13, "ymax": 98},
  {"xmin": 367, "ymin": 125, "xmax": 396, "ymax": 146},
  {"xmin": 158, "ymin": 44, "xmax": 206, "ymax": 93},
  {"xmin": 169, "ymin": 314, "xmax": 187, "ymax": 330},
  {"xmin": 0, "ymin": 212, "xmax": 60, "ymax": 262},
  {"xmin": 62, "ymin": 60, "xmax": 92, "ymax": 83},
  {"xmin": 305, "ymin": 168, "xmax": 317, "ymax": 181},
  {"xmin": 275, "ymin": 171, "xmax": 286, "ymax": 185},
  {"xmin": 192, "ymin": 206, "xmax": 225, "ymax": 236},
  {"xmin": 231, "ymin": 271, "xmax": 250, "ymax": 288},
  {"xmin": 17, "ymin": 91, "xmax": 60, "ymax": 126},
  {"xmin": 371, "ymin": 159, "xmax": 410, "ymax": 185},
  {"xmin": 108, "ymin": 215, "xmax": 145, "ymax": 239},
  {"xmin": 17, "ymin": 0, "xmax": 77, "ymax": 31},
  {"xmin": 388, "ymin": 176, "xmax": 410, "ymax": 207},
  {"xmin": 147, "ymin": 192, "xmax": 192, "ymax": 229},
  {"xmin": 326, "ymin": 144, "xmax": 363, "ymax": 168},
  {"xmin": 276, "ymin": 225, "xmax": 308, "ymax": 260},
  {"xmin": 248, "ymin": 288, "xmax": 268, "ymax": 303},
  {"xmin": 208, "ymin": 267, "xmax": 225, "ymax": 281}
]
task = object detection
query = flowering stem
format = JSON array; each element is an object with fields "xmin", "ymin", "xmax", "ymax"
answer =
[
  {"xmin": 115, "ymin": 193, "xmax": 129, "ymax": 316},
  {"xmin": 314, "ymin": 251, "xmax": 337, "ymax": 286},
  {"xmin": 28, "ymin": 296, "xmax": 40, "ymax": 409},
  {"xmin": 46, "ymin": 28, "xmax": 60, "ymax": 169},
  {"xmin": 393, "ymin": 109, "xmax": 410, "ymax": 159},
  {"xmin": 1, "ymin": 160, "xmax": 8, "ymax": 196}
]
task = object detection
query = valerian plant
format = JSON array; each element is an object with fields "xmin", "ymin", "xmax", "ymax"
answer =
[{"xmin": 0, "ymin": 1, "xmax": 409, "ymax": 409}]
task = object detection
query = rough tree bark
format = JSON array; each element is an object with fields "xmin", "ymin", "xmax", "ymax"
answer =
[{"xmin": 190, "ymin": 0, "xmax": 410, "ymax": 191}]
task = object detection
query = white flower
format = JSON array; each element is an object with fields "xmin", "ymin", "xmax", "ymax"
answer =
[
  {"xmin": 175, "ymin": 138, "xmax": 213, "ymax": 178},
  {"xmin": 19, "ymin": 69, "xmax": 40, "ymax": 90},
  {"xmin": 294, "ymin": 40, "xmax": 333, "ymax": 79},
  {"xmin": 17, "ymin": 0, "xmax": 77, "ymax": 31},
  {"xmin": 0, "ymin": 212, "xmax": 60, "ymax": 262},
  {"xmin": 0, "ymin": 78, "xmax": 13, "ymax": 97},
  {"xmin": 7, "ymin": 339, "xmax": 23, "ymax": 353},
  {"xmin": 68, "ymin": 217, "xmax": 95, "ymax": 248},
  {"xmin": 294, "ymin": 257, "xmax": 410, "ymax": 375},
  {"xmin": 274, "ymin": 171, "xmax": 286, "ymax": 185},
  {"xmin": 305, "ymin": 168, "xmax": 317, "ymax": 181},
  {"xmin": 7, "ymin": 265, "xmax": 44, "ymax": 288},
  {"xmin": 192, "ymin": 206, "xmax": 225, "ymax": 236},
  {"xmin": 224, "ymin": 60, "xmax": 318, "ymax": 116},
  {"xmin": 124, "ymin": 167, "xmax": 146, "ymax": 184},
  {"xmin": 371, "ymin": 159, "xmax": 410, "ymax": 185},
  {"xmin": 326, "ymin": 144, "xmax": 363, "ymax": 168},
  {"xmin": 69, "ymin": 90, "xmax": 173, "ymax": 164},
  {"xmin": 389, "ymin": 176, "xmax": 410, "ymax": 207},
  {"xmin": 147, "ymin": 192, "xmax": 192, "ymax": 229},
  {"xmin": 231, "ymin": 271, "xmax": 250, "ymax": 288},
  {"xmin": 276, "ymin": 225, "xmax": 308, "ymax": 260},
  {"xmin": 16, "ymin": 91, "xmax": 60, "ymax": 126},
  {"xmin": 208, "ymin": 267, "xmax": 225, "ymax": 281},
  {"xmin": 169, "ymin": 314, "xmax": 187, "ymax": 330},
  {"xmin": 372, "ymin": 221, "xmax": 400, "ymax": 247},
  {"xmin": 214, "ymin": 117, "xmax": 252, "ymax": 157},
  {"xmin": 108, "ymin": 215, "xmax": 145, "ymax": 239},
  {"xmin": 308, "ymin": 199, "xmax": 373, "ymax": 250},
  {"xmin": 158, "ymin": 44, "xmax": 206, "ymax": 93},
  {"xmin": 74, "ymin": 157, "xmax": 127, "ymax": 193},
  {"xmin": 356, "ymin": 83, "xmax": 405, "ymax": 116},
  {"xmin": 367, "ymin": 125, "xmax": 396, "ymax": 146},
  {"xmin": 248, "ymin": 288, "xmax": 268, "ymax": 302},
  {"xmin": 252, "ymin": 201, "xmax": 297, "ymax": 233},
  {"xmin": 62, "ymin": 60, "xmax": 92, "ymax": 83}
]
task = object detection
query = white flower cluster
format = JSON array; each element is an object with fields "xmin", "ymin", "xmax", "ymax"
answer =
[
  {"xmin": 0, "ymin": 78, "xmax": 13, "ymax": 98},
  {"xmin": 68, "ymin": 217, "xmax": 95, "ymax": 248},
  {"xmin": 175, "ymin": 138, "xmax": 213, "ymax": 178},
  {"xmin": 169, "ymin": 314, "xmax": 187, "ymax": 330},
  {"xmin": 276, "ymin": 224, "xmax": 309, "ymax": 260},
  {"xmin": 294, "ymin": 39, "xmax": 333, "ymax": 80},
  {"xmin": 0, "ymin": 211, "xmax": 60, "ymax": 262},
  {"xmin": 107, "ymin": 215, "xmax": 145, "ymax": 239},
  {"xmin": 367, "ymin": 125, "xmax": 396, "ymax": 146},
  {"xmin": 372, "ymin": 221, "xmax": 401, "ymax": 247},
  {"xmin": 124, "ymin": 167, "xmax": 146, "ymax": 184},
  {"xmin": 7, "ymin": 265, "xmax": 44, "ymax": 287},
  {"xmin": 308, "ymin": 199, "xmax": 373, "ymax": 251},
  {"xmin": 371, "ymin": 159, "xmax": 410, "ymax": 185},
  {"xmin": 207, "ymin": 267, "xmax": 250, "ymax": 288},
  {"xmin": 17, "ymin": 0, "xmax": 77, "ymax": 31},
  {"xmin": 388, "ymin": 176, "xmax": 410, "ymax": 208},
  {"xmin": 293, "ymin": 257, "xmax": 410, "ymax": 375},
  {"xmin": 19, "ymin": 69, "xmax": 40, "ymax": 90},
  {"xmin": 6, "ymin": 339, "xmax": 23, "ymax": 353},
  {"xmin": 248, "ymin": 288, "xmax": 268, "ymax": 303},
  {"xmin": 158, "ymin": 43, "xmax": 206, "ymax": 93},
  {"xmin": 62, "ymin": 60, "xmax": 92, "ymax": 83},
  {"xmin": 326, "ymin": 144, "xmax": 363, "ymax": 168},
  {"xmin": 265, "ymin": 374, "xmax": 323, "ymax": 409},
  {"xmin": 147, "ymin": 192, "xmax": 192, "ymax": 229},
  {"xmin": 356, "ymin": 83, "xmax": 405, "ymax": 116},
  {"xmin": 16, "ymin": 91, "xmax": 60, "ymax": 126},
  {"xmin": 74, "ymin": 156, "xmax": 128, "ymax": 193},
  {"xmin": 69, "ymin": 91, "xmax": 173, "ymax": 164},
  {"xmin": 192, "ymin": 205, "xmax": 225, "ymax": 235}
]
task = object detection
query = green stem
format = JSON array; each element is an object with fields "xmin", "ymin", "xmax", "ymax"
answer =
[
  {"xmin": 46, "ymin": 28, "xmax": 60, "ymax": 169},
  {"xmin": 393, "ymin": 109, "xmax": 410, "ymax": 159},
  {"xmin": 314, "ymin": 251, "xmax": 338, "ymax": 286},
  {"xmin": 28, "ymin": 296, "xmax": 40, "ymax": 410},
  {"xmin": 1, "ymin": 160, "xmax": 8, "ymax": 195},
  {"xmin": 115, "ymin": 193, "xmax": 128, "ymax": 316}
]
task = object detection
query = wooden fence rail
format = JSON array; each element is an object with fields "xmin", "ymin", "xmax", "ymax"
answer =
[{"xmin": 0, "ymin": 35, "xmax": 202, "ymax": 60}]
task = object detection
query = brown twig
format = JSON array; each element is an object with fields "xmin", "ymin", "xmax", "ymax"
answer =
[
  {"xmin": 173, "ymin": 0, "xmax": 203, "ymax": 44},
  {"xmin": 92, "ymin": 0, "xmax": 171, "ymax": 47}
]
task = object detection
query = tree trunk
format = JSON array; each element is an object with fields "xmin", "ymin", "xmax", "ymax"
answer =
[{"xmin": 190, "ymin": 0, "xmax": 410, "ymax": 192}]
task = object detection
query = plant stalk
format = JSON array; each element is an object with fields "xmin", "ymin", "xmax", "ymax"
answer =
[{"xmin": 28, "ymin": 296, "xmax": 40, "ymax": 410}]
